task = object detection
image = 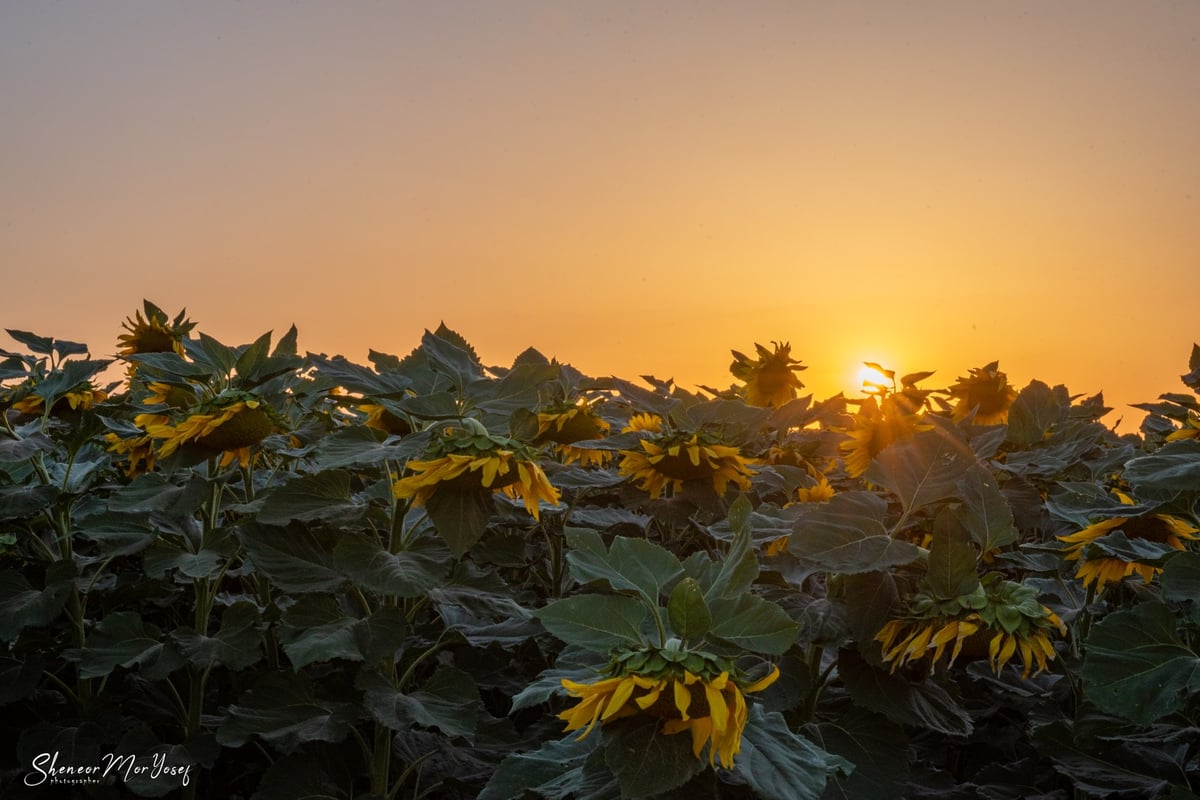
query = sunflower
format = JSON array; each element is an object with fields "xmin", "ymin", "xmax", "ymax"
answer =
[
  {"xmin": 392, "ymin": 422, "xmax": 560, "ymax": 520},
  {"xmin": 558, "ymin": 643, "xmax": 779, "ymax": 769},
  {"xmin": 948, "ymin": 361, "xmax": 1017, "ymax": 425},
  {"xmin": 117, "ymin": 301, "xmax": 195, "ymax": 357},
  {"xmin": 622, "ymin": 412, "xmax": 663, "ymax": 434},
  {"xmin": 141, "ymin": 395, "xmax": 277, "ymax": 468},
  {"xmin": 104, "ymin": 428, "xmax": 159, "ymax": 477},
  {"xmin": 11, "ymin": 385, "xmax": 107, "ymax": 416},
  {"xmin": 1057, "ymin": 493, "xmax": 1199, "ymax": 593},
  {"xmin": 1165, "ymin": 412, "xmax": 1200, "ymax": 442},
  {"xmin": 358, "ymin": 402, "xmax": 412, "ymax": 436},
  {"xmin": 535, "ymin": 401, "xmax": 612, "ymax": 467},
  {"xmin": 618, "ymin": 429, "xmax": 755, "ymax": 499},
  {"xmin": 839, "ymin": 395, "xmax": 933, "ymax": 478},
  {"xmin": 796, "ymin": 474, "xmax": 836, "ymax": 503},
  {"xmin": 729, "ymin": 341, "xmax": 807, "ymax": 408}
]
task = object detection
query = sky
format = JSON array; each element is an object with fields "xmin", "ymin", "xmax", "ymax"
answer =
[{"xmin": 2, "ymin": 2, "xmax": 1199, "ymax": 430}]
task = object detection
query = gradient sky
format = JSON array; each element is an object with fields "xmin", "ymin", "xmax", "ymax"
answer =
[{"xmin": 3, "ymin": 2, "xmax": 1199, "ymax": 429}]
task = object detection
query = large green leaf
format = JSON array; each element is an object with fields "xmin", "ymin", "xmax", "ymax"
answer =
[
  {"xmin": 953, "ymin": 465, "xmax": 1017, "ymax": 551},
  {"xmin": 602, "ymin": 716, "xmax": 703, "ymax": 798},
  {"xmin": 1006, "ymin": 379, "xmax": 1068, "ymax": 445},
  {"xmin": 310, "ymin": 425, "xmax": 431, "ymax": 469},
  {"xmin": 0, "ymin": 655, "xmax": 44, "ymax": 706},
  {"xmin": 1033, "ymin": 720, "xmax": 1178, "ymax": 797},
  {"xmin": 426, "ymin": 486, "xmax": 494, "ymax": 558},
  {"xmin": 256, "ymin": 470, "xmax": 365, "ymax": 526},
  {"xmin": 250, "ymin": 755, "xmax": 350, "ymax": 800},
  {"xmin": 1124, "ymin": 439, "xmax": 1200, "ymax": 494},
  {"xmin": 0, "ymin": 484, "xmax": 59, "ymax": 520},
  {"xmin": 216, "ymin": 672, "xmax": 360, "ymax": 754},
  {"xmin": 359, "ymin": 667, "xmax": 481, "ymax": 742},
  {"xmin": 1082, "ymin": 601, "xmax": 1200, "ymax": 724},
  {"xmin": 238, "ymin": 522, "xmax": 344, "ymax": 593},
  {"xmin": 812, "ymin": 708, "xmax": 909, "ymax": 800},
  {"xmin": 480, "ymin": 735, "xmax": 603, "ymax": 800},
  {"xmin": 864, "ymin": 429, "xmax": 974, "ymax": 513},
  {"xmin": 171, "ymin": 602, "xmax": 263, "ymax": 672},
  {"xmin": 79, "ymin": 612, "xmax": 184, "ymax": 679},
  {"xmin": 667, "ymin": 577, "xmax": 712, "ymax": 641},
  {"xmin": 925, "ymin": 512, "xmax": 979, "ymax": 600},
  {"xmin": 279, "ymin": 599, "xmax": 408, "ymax": 669},
  {"xmin": 1161, "ymin": 552, "xmax": 1200, "ymax": 602},
  {"xmin": 75, "ymin": 511, "xmax": 161, "ymax": 557},
  {"xmin": 536, "ymin": 595, "xmax": 649, "ymax": 653},
  {"xmin": 842, "ymin": 572, "xmax": 898, "ymax": 645},
  {"xmin": 837, "ymin": 649, "xmax": 973, "ymax": 736},
  {"xmin": 707, "ymin": 594, "xmax": 798, "ymax": 655},
  {"xmin": 332, "ymin": 533, "xmax": 445, "ymax": 598},
  {"xmin": 787, "ymin": 492, "xmax": 921, "ymax": 574},
  {"xmin": 735, "ymin": 707, "xmax": 850, "ymax": 800},
  {"xmin": 0, "ymin": 565, "xmax": 74, "ymax": 642},
  {"xmin": 565, "ymin": 527, "xmax": 684, "ymax": 606},
  {"xmin": 704, "ymin": 493, "xmax": 759, "ymax": 601}
]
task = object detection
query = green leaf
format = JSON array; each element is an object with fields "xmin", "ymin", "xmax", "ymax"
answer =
[
  {"xmin": 1161, "ymin": 552, "xmax": 1200, "ymax": 602},
  {"xmin": 565, "ymin": 527, "xmax": 684, "ymax": 607},
  {"xmin": 510, "ymin": 647, "xmax": 606, "ymax": 714},
  {"xmin": 216, "ymin": 672, "xmax": 360, "ymax": 754},
  {"xmin": 837, "ymin": 649, "xmax": 973, "ymax": 736},
  {"xmin": 842, "ymin": 571, "xmax": 898, "ymax": 645},
  {"xmin": 864, "ymin": 429, "xmax": 974, "ymax": 513},
  {"xmin": 272, "ymin": 325, "xmax": 299, "ymax": 357},
  {"xmin": 788, "ymin": 492, "xmax": 921, "ymax": 574},
  {"xmin": 0, "ymin": 566, "xmax": 73, "ymax": 642},
  {"xmin": 925, "ymin": 511, "xmax": 979, "ymax": 600},
  {"xmin": 1124, "ymin": 439, "xmax": 1200, "ymax": 494},
  {"xmin": 1007, "ymin": 379, "xmax": 1069, "ymax": 445},
  {"xmin": 707, "ymin": 594, "xmax": 798, "ymax": 655},
  {"xmin": 75, "ymin": 512, "xmax": 160, "ymax": 557},
  {"xmin": 171, "ymin": 602, "xmax": 263, "ymax": 672},
  {"xmin": 704, "ymin": 494, "xmax": 759, "ymax": 602},
  {"xmin": 1033, "ymin": 720, "xmax": 1176, "ymax": 797},
  {"xmin": 1082, "ymin": 530, "xmax": 1181, "ymax": 566},
  {"xmin": 602, "ymin": 716, "xmax": 703, "ymax": 798},
  {"xmin": 953, "ymin": 465, "xmax": 1017, "ymax": 551},
  {"xmin": 0, "ymin": 485, "xmax": 59, "ymax": 520},
  {"xmin": 0, "ymin": 655, "xmax": 44, "ymax": 706},
  {"xmin": 0, "ymin": 431, "xmax": 53, "ymax": 461},
  {"xmin": 480, "ymin": 735, "xmax": 601, "ymax": 800},
  {"xmin": 250, "ymin": 755, "xmax": 351, "ymax": 800},
  {"xmin": 419, "ymin": 326, "xmax": 484, "ymax": 388},
  {"xmin": 812, "ymin": 708, "xmax": 909, "ymax": 800},
  {"xmin": 256, "ymin": 470, "xmax": 365, "ymax": 526},
  {"xmin": 239, "ymin": 522, "xmax": 345, "ymax": 593},
  {"xmin": 6, "ymin": 329, "xmax": 54, "ymax": 354},
  {"xmin": 79, "ymin": 612, "xmax": 184, "ymax": 679},
  {"xmin": 735, "ymin": 707, "xmax": 850, "ymax": 800},
  {"xmin": 668, "ymin": 577, "xmax": 712, "ymax": 640},
  {"xmin": 536, "ymin": 595, "xmax": 649, "ymax": 652},
  {"xmin": 185, "ymin": 333, "xmax": 237, "ymax": 377},
  {"xmin": 311, "ymin": 425, "xmax": 430, "ymax": 469},
  {"xmin": 426, "ymin": 487, "xmax": 494, "ymax": 558},
  {"xmin": 332, "ymin": 533, "xmax": 445, "ymax": 598},
  {"xmin": 359, "ymin": 667, "xmax": 481, "ymax": 742},
  {"xmin": 279, "ymin": 599, "xmax": 408, "ymax": 669},
  {"xmin": 1082, "ymin": 601, "xmax": 1200, "ymax": 724}
]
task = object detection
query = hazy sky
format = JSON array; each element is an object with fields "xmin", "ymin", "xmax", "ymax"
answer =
[{"xmin": 3, "ymin": 2, "xmax": 1198, "ymax": 428}]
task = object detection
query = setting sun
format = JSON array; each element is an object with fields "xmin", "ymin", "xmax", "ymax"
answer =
[{"xmin": 857, "ymin": 362, "xmax": 895, "ymax": 395}]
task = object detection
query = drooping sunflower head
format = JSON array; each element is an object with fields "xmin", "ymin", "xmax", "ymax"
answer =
[
  {"xmin": 839, "ymin": 395, "xmax": 934, "ymax": 478},
  {"xmin": 948, "ymin": 361, "xmax": 1017, "ymax": 425},
  {"xmin": 535, "ymin": 400, "xmax": 612, "ymax": 466},
  {"xmin": 117, "ymin": 301, "xmax": 195, "ymax": 357},
  {"xmin": 729, "ymin": 341, "xmax": 806, "ymax": 408},
  {"xmin": 876, "ymin": 577, "xmax": 1066, "ymax": 680},
  {"xmin": 558, "ymin": 641, "xmax": 779, "ymax": 769},
  {"xmin": 140, "ymin": 392, "xmax": 280, "ymax": 468},
  {"xmin": 1058, "ymin": 496, "xmax": 1199, "ymax": 593},
  {"xmin": 1165, "ymin": 411, "xmax": 1200, "ymax": 442},
  {"xmin": 622, "ymin": 412, "xmax": 664, "ymax": 434},
  {"xmin": 392, "ymin": 419, "xmax": 560, "ymax": 519},
  {"xmin": 618, "ymin": 426, "xmax": 755, "ymax": 500},
  {"xmin": 9, "ymin": 382, "xmax": 108, "ymax": 417},
  {"xmin": 358, "ymin": 402, "xmax": 413, "ymax": 436}
]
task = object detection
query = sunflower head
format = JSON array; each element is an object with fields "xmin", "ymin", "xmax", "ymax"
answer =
[
  {"xmin": 9, "ymin": 382, "xmax": 107, "ymax": 417},
  {"xmin": 1058, "ymin": 495, "xmax": 1199, "ymax": 593},
  {"xmin": 558, "ymin": 640, "xmax": 779, "ymax": 769},
  {"xmin": 392, "ymin": 419, "xmax": 560, "ymax": 519},
  {"xmin": 140, "ymin": 392, "xmax": 280, "ymax": 468},
  {"xmin": 729, "ymin": 341, "xmax": 806, "ymax": 408},
  {"xmin": 618, "ymin": 427, "xmax": 755, "ymax": 499},
  {"xmin": 948, "ymin": 361, "xmax": 1017, "ymax": 425},
  {"xmin": 839, "ymin": 394, "xmax": 934, "ymax": 478},
  {"xmin": 358, "ymin": 402, "xmax": 413, "ymax": 436},
  {"xmin": 117, "ymin": 301, "xmax": 196, "ymax": 357},
  {"xmin": 876, "ymin": 576, "xmax": 1066, "ymax": 679}
]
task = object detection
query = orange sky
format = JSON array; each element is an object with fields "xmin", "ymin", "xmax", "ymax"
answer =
[{"xmin": 3, "ymin": 3, "xmax": 1199, "ymax": 431}]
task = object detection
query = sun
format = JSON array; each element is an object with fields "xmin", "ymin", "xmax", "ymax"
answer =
[{"xmin": 857, "ymin": 362, "xmax": 894, "ymax": 394}]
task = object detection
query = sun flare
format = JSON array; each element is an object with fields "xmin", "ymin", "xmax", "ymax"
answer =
[{"xmin": 857, "ymin": 363, "xmax": 894, "ymax": 393}]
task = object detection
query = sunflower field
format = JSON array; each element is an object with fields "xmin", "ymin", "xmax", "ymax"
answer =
[{"xmin": 3, "ymin": 302, "xmax": 1200, "ymax": 799}]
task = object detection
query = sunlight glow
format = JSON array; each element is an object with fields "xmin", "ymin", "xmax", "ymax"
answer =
[{"xmin": 857, "ymin": 363, "xmax": 894, "ymax": 394}]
